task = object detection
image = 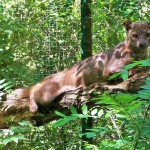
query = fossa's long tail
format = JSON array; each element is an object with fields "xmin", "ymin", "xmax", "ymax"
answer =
[{"xmin": 7, "ymin": 87, "xmax": 31, "ymax": 100}]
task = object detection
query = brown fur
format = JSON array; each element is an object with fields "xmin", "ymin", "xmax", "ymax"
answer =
[{"xmin": 7, "ymin": 20, "xmax": 150, "ymax": 113}]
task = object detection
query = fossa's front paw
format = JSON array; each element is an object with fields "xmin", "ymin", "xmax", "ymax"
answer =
[
  {"xmin": 30, "ymin": 106, "xmax": 38, "ymax": 113},
  {"xmin": 30, "ymin": 104, "xmax": 38, "ymax": 114}
]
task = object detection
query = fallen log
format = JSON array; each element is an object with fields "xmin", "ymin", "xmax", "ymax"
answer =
[{"xmin": 0, "ymin": 71, "xmax": 148, "ymax": 128}]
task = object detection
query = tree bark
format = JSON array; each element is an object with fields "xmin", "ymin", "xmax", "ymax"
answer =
[{"xmin": 0, "ymin": 71, "xmax": 148, "ymax": 128}]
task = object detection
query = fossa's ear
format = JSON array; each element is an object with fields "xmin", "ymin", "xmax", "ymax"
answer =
[{"xmin": 123, "ymin": 20, "xmax": 133, "ymax": 32}]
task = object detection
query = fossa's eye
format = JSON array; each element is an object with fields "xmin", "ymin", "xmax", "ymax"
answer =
[
  {"xmin": 132, "ymin": 34, "xmax": 138, "ymax": 38},
  {"xmin": 146, "ymin": 33, "xmax": 150, "ymax": 37}
]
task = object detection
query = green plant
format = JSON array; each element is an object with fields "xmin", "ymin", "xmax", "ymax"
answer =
[
  {"xmin": 0, "ymin": 79, "xmax": 13, "ymax": 100},
  {"xmin": 0, "ymin": 0, "xmax": 149, "ymax": 149},
  {"xmin": 109, "ymin": 58, "xmax": 150, "ymax": 80}
]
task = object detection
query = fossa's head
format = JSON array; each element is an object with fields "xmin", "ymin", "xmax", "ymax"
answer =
[{"xmin": 123, "ymin": 20, "xmax": 150, "ymax": 51}]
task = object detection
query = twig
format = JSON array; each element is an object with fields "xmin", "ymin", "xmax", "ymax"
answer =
[{"xmin": 109, "ymin": 111, "xmax": 122, "ymax": 139}]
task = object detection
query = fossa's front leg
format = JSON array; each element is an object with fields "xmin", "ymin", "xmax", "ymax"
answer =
[{"xmin": 30, "ymin": 98, "xmax": 38, "ymax": 113}]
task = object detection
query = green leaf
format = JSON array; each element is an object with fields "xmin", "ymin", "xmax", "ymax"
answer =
[
  {"xmin": 4, "ymin": 30, "xmax": 13, "ymax": 34},
  {"xmin": 128, "ymin": 101, "xmax": 143, "ymax": 113},
  {"xmin": 72, "ymin": 114, "xmax": 86, "ymax": 118},
  {"xmin": 105, "ymin": 111, "xmax": 111, "ymax": 118},
  {"xmin": 80, "ymin": 132, "xmax": 97, "ymax": 139},
  {"xmin": 82, "ymin": 104, "xmax": 88, "ymax": 115},
  {"xmin": 18, "ymin": 120, "xmax": 32, "ymax": 126},
  {"xmin": 124, "ymin": 62, "xmax": 139, "ymax": 70},
  {"xmin": 53, "ymin": 115, "xmax": 76, "ymax": 127},
  {"xmin": 138, "ymin": 90, "xmax": 150, "ymax": 99},
  {"xmin": 116, "ymin": 114, "xmax": 126, "ymax": 118},
  {"xmin": 0, "ymin": 144, "xmax": 5, "ymax": 149},
  {"xmin": 144, "ymin": 78, "xmax": 150, "ymax": 85},
  {"xmin": 114, "ymin": 93, "xmax": 138, "ymax": 104},
  {"xmin": 65, "ymin": 116, "xmax": 76, "ymax": 121},
  {"xmin": 53, "ymin": 118, "xmax": 68, "ymax": 127},
  {"xmin": 0, "ymin": 81, "xmax": 13, "ymax": 91},
  {"xmin": 91, "ymin": 108, "xmax": 98, "ymax": 116},
  {"xmin": 98, "ymin": 109, "xmax": 104, "ymax": 117},
  {"xmin": 91, "ymin": 97, "xmax": 101, "ymax": 101},
  {"xmin": 87, "ymin": 128, "xmax": 100, "ymax": 133},
  {"xmin": 85, "ymin": 132, "xmax": 96, "ymax": 138},
  {"xmin": 0, "ymin": 79, "xmax": 6, "ymax": 85},
  {"xmin": 10, "ymin": 135, "xmax": 25, "ymax": 143},
  {"xmin": 2, "ymin": 135, "xmax": 24, "ymax": 144},
  {"xmin": 97, "ymin": 95, "xmax": 118, "ymax": 105},
  {"xmin": 11, "ymin": 127, "xmax": 21, "ymax": 133},
  {"xmin": 140, "ymin": 59, "xmax": 150, "ymax": 66},
  {"xmin": 140, "ymin": 85, "xmax": 150, "ymax": 90},
  {"xmin": 142, "ymin": 126, "xmax": 150, "ymax": 138},
  {"xmin": 121, "ymin": 69, "xmax": 128, "ymax": 80},
  {"xmin": 109, "ymin": 72, "xmax": 121, "ymax": 80},
  {"xmin": 55, "ymin": 111, "xmax": 67, "ymax": 118},
  {"xmin": 2, "ymin": 138, "xmax": 12, "ymax": 145},
  {"xmin": 69, "ymin": 105, "xmax": 78, "ymax": 114},
  {"xmin": 11, "ymin": 126, "xmax": 30, "ymax": 133}
]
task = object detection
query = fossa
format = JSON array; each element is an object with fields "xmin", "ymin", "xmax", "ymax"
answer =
[{"xmin": 7, "ymin": 20, "xmax": 150, "ymax": 113}]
